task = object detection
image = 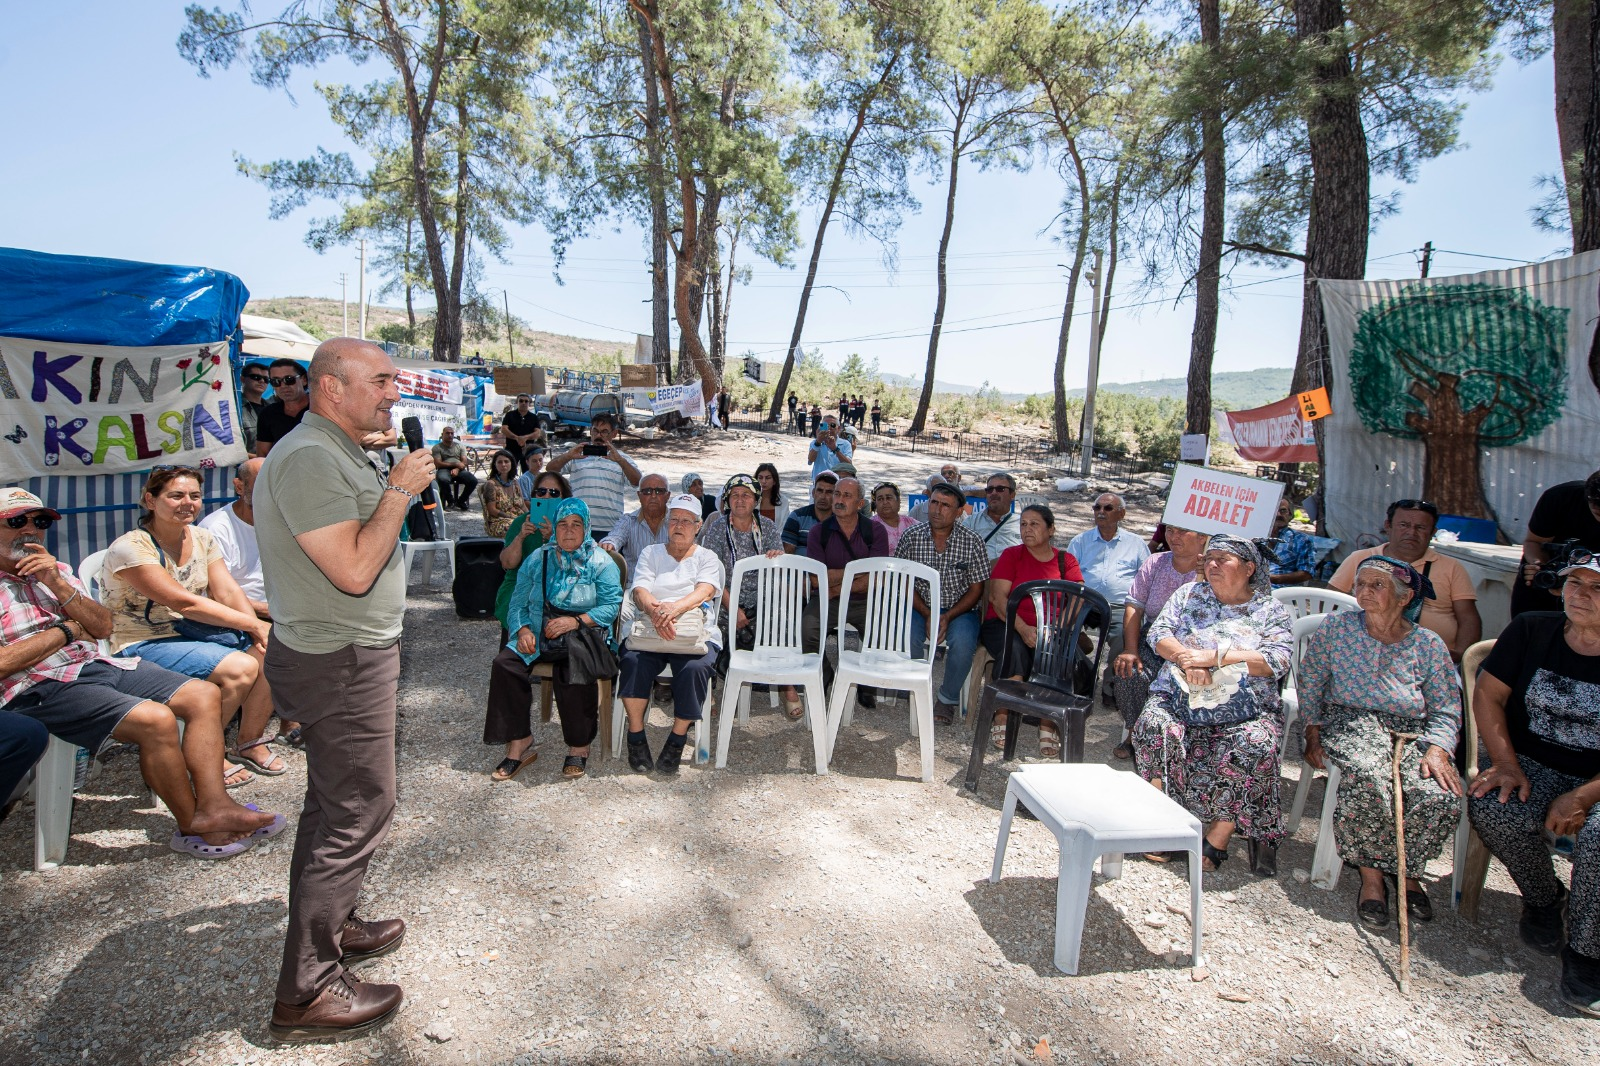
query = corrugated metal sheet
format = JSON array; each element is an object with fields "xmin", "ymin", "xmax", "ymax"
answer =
[{"xmin": 1319, "ymin": 251, "xmax": 1600, "ymax": 549}]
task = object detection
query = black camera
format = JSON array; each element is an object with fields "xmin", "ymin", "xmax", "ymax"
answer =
[{"xmin": 1531, "ymin": 539, "xmax": 1591, "ymax": 590}]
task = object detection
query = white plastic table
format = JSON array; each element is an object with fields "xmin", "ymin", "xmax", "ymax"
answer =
[{"xmin": 990, "ymin": 763, "xmax": 1204, "ymax": 975}]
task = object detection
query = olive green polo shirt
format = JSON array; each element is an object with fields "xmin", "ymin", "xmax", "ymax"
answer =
[{"xmin": 255, "ymin": 411, "xmax": 405, "ymax": 653}]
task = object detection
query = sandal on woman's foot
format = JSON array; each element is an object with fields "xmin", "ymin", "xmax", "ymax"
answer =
[
  {"xmin": 1247, "ymin": 839, "xmax": 1278, "ymax": 878},
  {"xmin": 1112, "ymin": 741, "xmax": 1134, "ymax": 761},
  {"xmin": 222, "ymin": 763, "xmax": 254, "ymax": 790},
  {"xmin": 169, "ymin": 831, "xmax": 256, "ymax": 860},
  {"xmin": 784, "ymin": 695, "xmax": 804, "ymax": 720},
  {"xmin": 991, "ymin": 714, "xmax": 1009, "ymax": 750},
  {"xmin": 490, "ymin": 750, "xmax": 537, "ymax": 782},
  {"xmin": 1200, "ymin": 839, "xmax": 1229, "ymax": 871},
  {"xmin": 1038, "ymin": 729, "xmax": 1061, "ymax": 760},
  {"xmin": 1358, "ymin": 881, "xmax": 1390, "ymax": 928},
  {"xmin": 1406, "ymin": 885, "xmax": 1433, "ymax": 922},
  {"xmin": 561, "ymin": 755, "xmax": 588, "ymax": 779},
  {"xmin": 230, "ymin": 736, "xmax": 288, "ymax": 776},
  {"xmin": 273, "ymin": 726, "xmax": 305, "ymax": 749}
]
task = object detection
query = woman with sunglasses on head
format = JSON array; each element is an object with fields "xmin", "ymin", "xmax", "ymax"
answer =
[
  {"xmin": 479, "ymin": 448, "xmax": 528, "ymax": 539},
  {"xmin": 102, "ymin": 467, "xmax": 284, "ymax": 787},
  {"xmin": 754, "ymin": 463, "xmax": 790, "ymax": 529},
  {"xmin": 1299, "ymin": 556, "xmax": 1463, "ymax": 928},
  {"xmin": 491, "ymin": 471, "xmax": 570, "ymax": 646},
  {"xmin": 869, "ymin": 482, "xmax": 913, "ymax": 555}
]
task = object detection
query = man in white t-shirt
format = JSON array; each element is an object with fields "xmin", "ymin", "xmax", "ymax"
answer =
[{"xmin": 199, "ymin": 458, "xmax": 269, "ymax": 619}]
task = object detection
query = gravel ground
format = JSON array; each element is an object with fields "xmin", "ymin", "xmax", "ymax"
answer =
[{"xmin": 2, "ymin": 426, "xmax": 1597, "ymax": 1065}]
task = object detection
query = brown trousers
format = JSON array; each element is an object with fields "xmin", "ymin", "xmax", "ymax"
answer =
[{"xmin": 267, "ymin": 639, "xmax": 401, "ymax": 1004}]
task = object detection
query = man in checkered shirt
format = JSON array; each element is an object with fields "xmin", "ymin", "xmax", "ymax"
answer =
[
  {"xmin": 0, "ymin": 487, "xmax": 277, "ymax": 855},
  {"xmin": 894, "ymin": 482, "xmax": 991, "ymax": 724}
]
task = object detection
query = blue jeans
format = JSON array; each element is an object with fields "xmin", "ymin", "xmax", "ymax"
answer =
[
  {"xmin": 911, "ymin": 607, "xmax": 981, "ymax": 706},
  {"xmin": 0, "ymin": 712, "xmax": 49, "ymax": 811}
]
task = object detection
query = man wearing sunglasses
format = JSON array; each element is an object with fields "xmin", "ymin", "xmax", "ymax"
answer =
[
  {"xmin": 1069, "ymin": 493, "xmax": 1149, "ymax": 706},
  {"xmin": 0, "ymin": 487, "xmax": 279, "ymax": 853},
  {"xmin": 1330, "ymin": 498, "xmax": 1481, "ymax": 661},
  {"xmin": 239, "ymin": 362, "xmax": 271, "ymax": 454},
  {"xmin": 963, "ymin": 473, "xmax": 1022, "ymax": 562},
  {"xmin": 808, "ymin": 417, "xmax": 854, "ymax": 480},
  {"xmin": 253, "ymin": 358, "xmax": 311, "ymax": 457},
  {"xmin": 601, "ymin": 473, "xmax": 671, "ymax": 573}
]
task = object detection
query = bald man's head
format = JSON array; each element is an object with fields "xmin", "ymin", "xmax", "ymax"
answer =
[
  {"xmin": 235, "ymin": 456, "xmax": 265, "ymax": 506},
  {"xmin": 308, "ymin": 337, "xmax": 385, "ymax": 396},
  {"xmin": 306, "ymin": 338, "xmax": 400, "ymax": 434}
]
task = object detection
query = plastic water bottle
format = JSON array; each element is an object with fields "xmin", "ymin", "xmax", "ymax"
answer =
[{"xmin": 72, "ymin": 746, "xmax": 90, "ymax": 791}]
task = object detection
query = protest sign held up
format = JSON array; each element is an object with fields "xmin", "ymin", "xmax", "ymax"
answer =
[{"xmin": 1161, "ymin": 464, "xmax": 1284, "ymax": 540}]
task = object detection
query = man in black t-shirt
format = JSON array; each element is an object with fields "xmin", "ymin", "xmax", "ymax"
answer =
[
  {"xmin": 1469, "ymin": 553, "xmax": 1600, "ymax": 1015},
  {"xmin": 1513, "ymin": 470, "xmax": 1600, "ymax": 617},
  {"xmin": 500, "ymin": 394, "xmax": 545, "ymax": 473},
  {"xmin": 253, "ymin": 359, "xmax": 310, "ymax": 456}
]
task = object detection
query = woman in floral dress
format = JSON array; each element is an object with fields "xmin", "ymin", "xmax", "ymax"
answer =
[
  {"xmin": 1298, "ymin": 555, "xmax": 1463, "ymax": 928},
  {"xmin": 1134, "ymin": 534, "xmax": 1294, "ymax": 875},
  {"xmin": 1112, "ymin": 524, "xmax": 1205, "ymax": 760}
]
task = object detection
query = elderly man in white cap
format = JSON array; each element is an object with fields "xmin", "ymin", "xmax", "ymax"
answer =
[
  {"xmin": 0, "ymin": 487, "xmax": 279, "ymax": 856},
  {"xmin": 616, "ymin": 493, "xmax": 725, "ymax": 776}
]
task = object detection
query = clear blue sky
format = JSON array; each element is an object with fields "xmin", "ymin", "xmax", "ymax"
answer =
[{"xmin": 0, "ymin": 4, "xmax": 1568, "ymax": 393}]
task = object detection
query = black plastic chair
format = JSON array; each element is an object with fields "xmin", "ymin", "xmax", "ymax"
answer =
[{"xmin": 962, "ymin": 580, "xmax": 1110, "ymax": 793}]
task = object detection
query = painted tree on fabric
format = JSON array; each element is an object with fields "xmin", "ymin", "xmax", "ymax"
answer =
[{"xmin": 1348, "ymin": 282, "xmax": 1568, "ymax": 520}]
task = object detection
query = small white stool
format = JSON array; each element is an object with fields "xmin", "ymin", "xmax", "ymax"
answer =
[{"xmin": 990, "ymin": 763, "xmax": 1205, "ymax": 975}]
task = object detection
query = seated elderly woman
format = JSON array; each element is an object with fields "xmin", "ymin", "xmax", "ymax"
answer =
[
  {"xmin": 696, "ymin": 473, "xmax": 789, "ymax": 707},
  {"xmin": 682, "ymin": 472, "xmax": 718, "ymax": 520},
  {"xmin": 1299, "ymin": 556, "xmax": 1464, "ymax": 928},
  {"xmin": 103, "ymin": 467, "xmax": 282, "ymax": 788},
  {"xmin": 1134, "ymin": 534, "xmax": 1294, "ymax": 874},
  {"xmin": 483, "ymin": 498, "xmax": 621, "ymax": 781},
  {"xmin": 620, "ymin": 494, "xmax": 725, "ymax": 776},
  {"xmin": 1112, "ymin": 525, "xmax": 1205, "ymax": 760},
  {"xmin": 1468, "ymin": 553, "xmax": 1600, "ymax": 1016}
]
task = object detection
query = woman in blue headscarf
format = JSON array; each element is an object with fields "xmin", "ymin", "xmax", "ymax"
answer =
[
  {"xmin": 483, "ymin": 498, "xmax": 622, "ymax": 780},
  {"xmin": 1298, "ymin": 555, "xmax": 1464, "ymax": 928}
]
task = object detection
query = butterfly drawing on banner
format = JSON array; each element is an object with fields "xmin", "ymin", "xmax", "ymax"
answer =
[{"xmin": 3, "ymin": 425, "xmax": 24, "ymax": 444}]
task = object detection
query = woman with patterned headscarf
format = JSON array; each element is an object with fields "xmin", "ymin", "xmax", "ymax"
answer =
[
  {"xmin": 697, "ymin": 474, "xmax": 789, "ymax": 709},
  {"xmin": 1298, "ymin": 555, "xmax": 1464, "ymax": 928},
  {"xmin": 682, "ymin": 472, "xmax": 717, "ymax": 519},
  {"xmin": 484, "ymin": 498, "xmax": 622, "ymax": 781},
  {"xmin": 1134, "ymin": 534, "xmax": 1295, "ymax": 875}
]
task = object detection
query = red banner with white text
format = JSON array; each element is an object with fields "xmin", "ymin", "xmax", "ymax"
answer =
[{"xmin": 1219, "ymin": 396, "xmax": 1318, "ymax": 463}]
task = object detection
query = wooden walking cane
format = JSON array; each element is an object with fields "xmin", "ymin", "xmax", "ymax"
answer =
[{"xmin": 1391, "ymin": 730, "xmax": 1420, "ymax": 996}]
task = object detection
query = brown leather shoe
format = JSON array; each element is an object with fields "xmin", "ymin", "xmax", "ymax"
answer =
[
  {"xmin": 340, "ymin": 914, "xmax": 406, "ymax": 966},
  {"xmin": 269, "ymin": 972, "xmax": 403, "ymax": 1043}
]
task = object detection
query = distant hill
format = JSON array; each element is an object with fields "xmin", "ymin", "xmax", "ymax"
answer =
[{"xmin": 1067, "ymin": 367, "xmax": 1295, "ymax": 410}]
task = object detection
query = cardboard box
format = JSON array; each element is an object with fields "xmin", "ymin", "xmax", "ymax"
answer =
[
  {"xmin": 620, "ymin": 363, "xmax": 656, "ymax": 388},
  {"xmin": 493, "ymin": 366, "xmax": 546, "ymax": 396}
]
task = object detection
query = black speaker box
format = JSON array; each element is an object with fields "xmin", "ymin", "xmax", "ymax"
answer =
[{"xmin": 452, "ymin": 537, "xmax": 506, "ymax": 619}]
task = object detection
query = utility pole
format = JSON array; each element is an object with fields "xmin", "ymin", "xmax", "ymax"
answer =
[
  {"xmin": 1420, "ymin": 241, "xmax": 1433, "ymax": 278},
  {"xmin": 503, "ymin": 289, "xmax": 515, "ymax": 362},
  {"xmin": 339, "ymin": 272, "xmax": 348, "ymax": 336},
  {"xmin": 1079, "ymin": 250, "xmax": 1104, "ymax": 479},
  {"xmin": 357, "ymin": 239, "xmax": 367, "ymax": 339}
]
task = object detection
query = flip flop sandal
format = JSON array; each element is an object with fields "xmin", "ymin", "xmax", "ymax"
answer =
[
  {"xmin": 169, "ymin": 830, "xmax": 256, "ymax": 860},
  {"xmin": 562, "ymin": 755, "xmax": 588, "ymax": 779},
  {"xmin": 242, "ymin": 802, "xmax": 287, "ymax": 842},
  {"xmin": 230, "ymin": 736, "xmax": 289, "ymax": 776},
  {"xmin": 1358, "ymin": 883, "xmax": 1390, "ymax": 928},
  {"xmin": 490, "ymin": 751, "xmax": 537, "ymax": 781},
  {"xmin": 784, "ymin": 696, "xmax": 805, "ymax": 720},
  {"xmin": 222, "ymin": 764, "xmax": 254, "ymax": 790}
]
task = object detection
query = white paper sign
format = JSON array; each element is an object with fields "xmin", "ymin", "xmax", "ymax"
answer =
[
  {"xmin": 1160, "ymin": 464, "xmax": 1284, "ymax": 539},
  {"xmin": 390, "ymin": 397, "xmax": 466, "ymax": 443},
  {"xmin": 1180, "ymin": 434, "xmax": 1210, "ymax": 463},
  {"xmin": 0, "ymin": 337, "xmax": 246, "ymax": 480},
  {"xmin": 651, "ymin": 379, "xmax": 704, "ymax": 417}
]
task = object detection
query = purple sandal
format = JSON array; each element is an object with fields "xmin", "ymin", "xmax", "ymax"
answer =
[
  {"xmin": 169, "ymin": 831, "xmax": 256, "ymax": 860},
  {"xmin": 243, "ymin": 803, "xmax": 287, "ymax": 841}
]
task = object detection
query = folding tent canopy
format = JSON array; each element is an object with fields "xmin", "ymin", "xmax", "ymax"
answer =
[{"xmin": 0, "ymin": 246, "xmax": 250, "ymax": 563}]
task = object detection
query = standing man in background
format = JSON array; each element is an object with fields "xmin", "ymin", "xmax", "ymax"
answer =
[
  {"xmin": 546, "ymin": 412, "xmax": 641, "ymax": 541},
  {"xmin": 254, "ymin": 359, "xmax": 310, "ymax": 456},
  {"xmin": 809, "ymin": 417, "xmax": 854, "ymax": 479},
  {"xmin": 255, "ymin": 338, "xmax": 435, "ymax": 1043},
  {"xmin": 239, "ymin": 362, "xmax": 270, "ymax": 454}
]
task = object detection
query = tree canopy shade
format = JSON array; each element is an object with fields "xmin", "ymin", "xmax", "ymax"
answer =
[
  {"xmin": 178, "ymin": 0, "xmax": 575, "ymax": 362},
  {"xmin": 1348, "ymin": 282, "xmax": 1568, "ymax": 518}
]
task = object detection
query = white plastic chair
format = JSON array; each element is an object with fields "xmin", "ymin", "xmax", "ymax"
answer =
[
  {"xmin": 1453, "ymin": 639, "xmax": 1497, "ymax": 916},
  {"xmin": 715, "ymin": 555, "xmax": 831, "ymax": 774},
  {"xmin": 824, "ymin": 558, "xmax": 940, "ymax": 782},
  {"xmin": 1271, "ymin": 586, "xmax": 1358, "ymax": 620},
  {"xmin": 400, "ymin": 505, "xmax": 455, "ymax": 587},
  {"xmin": 1279, "ymin": 612, "xmax": 1329, "ymax": 785}
]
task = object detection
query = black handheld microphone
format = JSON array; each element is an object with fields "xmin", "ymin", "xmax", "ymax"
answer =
[{"xmin": 399, "ymin": 416, "xmax": 443, "ymax": 541}]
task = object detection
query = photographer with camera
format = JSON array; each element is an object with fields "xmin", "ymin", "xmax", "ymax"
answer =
[
  {"xmin": 546, "ymin": 412, "xmax": 641, "ymax": 542},
  {"xmin": 1512, "ymin": 471, "xmax": 1600, "ymax": 619},
  {"xmin": 1330, "ymin": 499, "xmax": 1482, "ymax": 662},
  {"xmin": 808, "ymin": 415, "xmax": 854, "ymax": 480}
]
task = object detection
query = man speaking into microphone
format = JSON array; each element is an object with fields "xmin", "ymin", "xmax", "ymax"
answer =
[{"xmin": 254, "ymin": 338, "xmax": 435, "ymax": 1042}]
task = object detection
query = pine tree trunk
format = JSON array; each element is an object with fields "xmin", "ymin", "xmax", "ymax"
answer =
[
  {"xmin": 1555, "ymin": 0, "xmax": 1596, "ymax": 246},
  {"xmin": 1186, "ymin": 0, "xmax": 1224, "ymax": 436},
  {"xmin": 636, "ymin": 10, "xmax": 672, "ymax": 372},
  {"xmin": 1054, "ymin": 141, "xmax": 1092, "ymax": 454},
  {"xmin": 913, "ymin": 142, "xmax": 962, "ymax": 434},
  {"xmin": 1291, "ymin": 0, "xmax": 1370, "ymax": 396}
]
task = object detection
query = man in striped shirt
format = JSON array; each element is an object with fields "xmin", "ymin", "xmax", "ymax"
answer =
[{"xmin": 545, "ymin": 412, "xmax": 641, "ymax": 540}]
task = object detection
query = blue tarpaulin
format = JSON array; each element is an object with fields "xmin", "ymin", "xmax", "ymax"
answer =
[{"xmin": 0, "ymin": 246, "xmax": 251, "ymax": 565}]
